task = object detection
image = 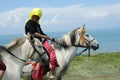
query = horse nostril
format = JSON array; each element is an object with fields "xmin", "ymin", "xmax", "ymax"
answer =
[
  {"xmin": 97, "ymin": 44, "xmax": 99, "ymax": 49},
  {"xmin": 91, "ymin": 44, "xmax": 99, "ymax": 50}
]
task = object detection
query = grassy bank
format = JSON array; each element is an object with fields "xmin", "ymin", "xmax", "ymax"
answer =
[{"xmin": 63, "ymin": 52, "xmax": 120, "ymax": 80}]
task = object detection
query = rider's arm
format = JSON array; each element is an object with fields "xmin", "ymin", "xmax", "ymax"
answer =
[
  {"xmin": 25, "ymin": 20, "xmax": 51, "ymax": 40},
  {"xmin": 34, "ymin": 32, "xmax": 51, "ymax": 40}
]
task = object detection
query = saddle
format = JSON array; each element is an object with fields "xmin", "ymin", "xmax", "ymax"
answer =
[{"xmin": 28, "ymin": 40, "xmax": 59, "ymax": 80}]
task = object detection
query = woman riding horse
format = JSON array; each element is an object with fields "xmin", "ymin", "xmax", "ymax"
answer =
[{"xmin": 25, "ymin": 8, "xmax": 55, "ymax": 80}]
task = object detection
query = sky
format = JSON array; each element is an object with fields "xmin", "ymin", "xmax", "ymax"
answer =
[{"xmin": 0, "ymin": 0, "xmax": 120, "ymax": 35}]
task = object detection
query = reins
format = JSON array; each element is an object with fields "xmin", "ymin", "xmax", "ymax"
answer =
[
  {"xmin": 50, "ymin": 37, "xmax": 95, "ymax": 57},
  {"xmin": 27, "ymin": 39, "xmax": 45, "ymax": 59},
  {"xmin": 0, "ymin": 38, "xmax": 44, "ymax": 62},
  {"xmin": 0, "ymin": 46, "xmax": 26, "ymax": 62},
  {"xmin": 76, "ymin": 38, "xmax": 95, "ymax": 57}
]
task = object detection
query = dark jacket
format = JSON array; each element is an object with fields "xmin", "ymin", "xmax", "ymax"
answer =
[{"xmin": 25, "ymin": 20, "xmax": 46, "ymax": 41}]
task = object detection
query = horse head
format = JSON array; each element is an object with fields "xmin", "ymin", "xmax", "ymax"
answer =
[
  {"xmin": 1, "ymin": 34, "xmax": 46, "ymax": 80},
  {"xmin": 25, "ymin": 34, "xmax": 45, "ymax": 60},
  {"xmin": 72, "ymin": 24, "xmax": 99, "ymax": 50},
  {"xmin": 62, "ymin": 24, "xmax": 99, "ymax": 50}
]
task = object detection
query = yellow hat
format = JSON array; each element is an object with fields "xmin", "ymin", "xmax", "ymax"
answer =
[{"xmin": 30, "ymin": 8, "xmax": 42, "ymax": 19}]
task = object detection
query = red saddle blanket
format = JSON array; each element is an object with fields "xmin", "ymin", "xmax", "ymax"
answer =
[{"xmin": 43, "ymin": 40, "xmax": 59, "ymax": 71}]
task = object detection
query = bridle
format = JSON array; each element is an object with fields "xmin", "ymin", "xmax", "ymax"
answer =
[
  {"xmin": 79, "ymin": 37, "xmax": 95, "ymax": 56},
  {"xmin": 28, "ymin": 38, "xmax": 45, "ymax": 60},
  {"xmin": 74, "ymin": 32, "xmax": 95, "ymax": 57},
  {"xmin": 52, "ymin": 36, "xmax": 95, "ymax": 57},
  {"xmin": 0, "ymin": 38, "xmax": 45, "ymax": 62},
  {"xmin": 52, "ymin": 30, "xmax": 95, "ymax": 57},
  {"xmin": 47, "ymin": 28, "xmax": 95, "ymax": 57},
  {"xmin": 0, "ymin": 46, "xmax": 26, "ymax": 62}
]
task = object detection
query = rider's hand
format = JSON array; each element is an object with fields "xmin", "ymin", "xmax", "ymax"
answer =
[
  {"xmin": 51, "ymin": 38, "xmax": 56, "ymax": 42},
  {"xmin": 32, "ymin": 62, "xmax": 37, "ymax": 68}
]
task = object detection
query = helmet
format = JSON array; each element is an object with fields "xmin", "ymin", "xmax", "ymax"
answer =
[{"xmin": 30, "ymin": 8, "xmax": 42, "ymax": 19}]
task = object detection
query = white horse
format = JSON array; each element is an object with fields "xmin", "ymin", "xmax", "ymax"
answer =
[
  {"xmin": 0, "ymin": 35, "xmax": 45, "ymax": 80},
  {"xmin": 22, "ymin": 25, "xmax": 99, "ymax": 80}
]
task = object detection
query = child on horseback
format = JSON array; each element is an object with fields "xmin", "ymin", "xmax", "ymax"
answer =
[{"xmin": 25, "ymin": 8, "xmax": 55, "ymax": 80}]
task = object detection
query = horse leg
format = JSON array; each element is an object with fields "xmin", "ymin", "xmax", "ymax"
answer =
[
  {"xmin": 54, "ymin": 64, "xmax": 69, "ymax": 80},
  {"xmin": 55, "ymin": 75, "xmax": 62, "ymax": 80},
  {"xmin": 54, "ymin": 70, "xmax": 62, "ymax": 80}
]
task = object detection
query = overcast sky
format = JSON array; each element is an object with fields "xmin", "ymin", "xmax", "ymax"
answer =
[{"xmin": 0, "ymin": 0, "xmax": 120, "ymax": 35}]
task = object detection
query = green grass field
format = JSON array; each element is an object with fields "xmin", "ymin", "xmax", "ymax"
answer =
[
  {"xmin": 21, "ymin": 52, "xmax": 120, "ymax": 80},
  {"xmin": 62, "ymin": 52, "xmax": 120, "ymax": 80}
]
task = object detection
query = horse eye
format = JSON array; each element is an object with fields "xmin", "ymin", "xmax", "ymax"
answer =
[{"xmin": 86, "ymin": 34, "xmax": 89, "ymax": 37}]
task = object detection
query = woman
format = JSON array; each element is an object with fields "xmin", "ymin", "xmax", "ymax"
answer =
[
  {"xmin": 25, "ymin": 8, "xmax": 54, "ymax": 80},
  {"xmin": 25, "ymin": 8, "xmax": 52, "ymax": 41}
]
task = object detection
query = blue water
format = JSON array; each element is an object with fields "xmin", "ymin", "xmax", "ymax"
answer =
[
  {"xmin": 0, "ymin": 28, "xmax": 120, "ymax": 53},
  {"xmin": 87, "ymin": 28, "xmax": 120, "ymax": 53}
]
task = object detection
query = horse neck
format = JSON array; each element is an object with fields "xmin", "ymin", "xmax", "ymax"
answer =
[
  {"xmin": 16, "ymin": 39, "xmax": 33, "ymax": 60},
  {"xmin": 2, "ymin": 39, "xmax": 32, "ymax": 69},
  {"xmin": 62, "ymin": 46, "xmax": 78, "ymax": 63},
  {"xmin": 53, "ymin": 42, "xmax": 78, "ymax": 64},
  {"xmin": 61, "ymin": 33, "xmax": 78, "ymax": 62}
]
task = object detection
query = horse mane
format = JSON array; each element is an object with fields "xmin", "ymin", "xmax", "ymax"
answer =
[
  {"xmin": 61, "ymin": 29, "xmax": 77, "ymax": 45},
  {"xmin": 5, "ymin": 37, "xmax": 27, "ymax": 51},
  {"xmin": 53, "ymin": 29, "xmax": 77, "ymax": 50}
]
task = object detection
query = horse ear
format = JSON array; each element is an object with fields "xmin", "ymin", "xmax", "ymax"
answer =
[
  {"xmin": 29, "ymin": 35, "xmax": 35, "ymax": 43},
  {"xmin": 81, "ymin": 24, "xmax": 86, "ymax": 34}
]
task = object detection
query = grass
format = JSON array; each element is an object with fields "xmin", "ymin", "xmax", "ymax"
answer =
[
  {"xmin": 62, "ymin": 52, "xmax": 120, "ymax": 80},
  {"xmin": 21, "ymin": 52, "xmax": 120, "ymax": 80}
]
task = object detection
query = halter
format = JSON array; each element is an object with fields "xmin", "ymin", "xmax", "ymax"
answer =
[
  {"xmin": 27, "ymin": 38, "xmax": 45, "ymax": 60},
  {"xmin": 51, "ymin": 30, "xmax": 95, "ymax": 57},
  {"xmin": 75, "ymin": 38, "xmax": 95, "ymax": 56},
  {"xmin": 74, "ymin": 31, "xmax": 95, "ymax": 56},
  {"xmin": 0, "ymin": 38, "xmax": 45, "ymax": 62}
]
